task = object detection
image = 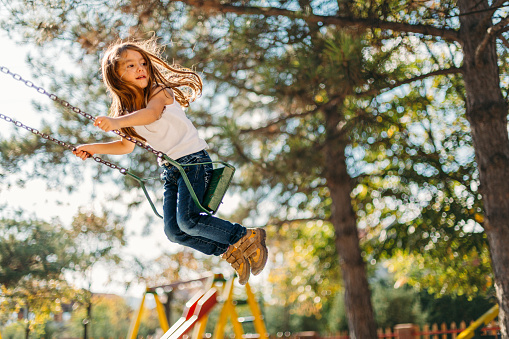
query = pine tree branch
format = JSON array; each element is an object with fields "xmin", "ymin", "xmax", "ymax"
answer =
[
  {"xmin": 205, "ymin": 72, "xmax": 270, "ymax": 97},
  {"xmin": 230, "ymin": 139, "xmax": 256, "ymax": 165},
  {"xmin": 179, "ymin": 0, "xmax": 461, "ymax": 42},
  {"xmin": 268, "ymin": 217, "xmax": 331, "ymax": 228},
  {"xmin": 360, "ymin": 66, "xmax": 463, "ymax": 97},
  {"xmin": 239, "ymin": 109, "xmax": 317, "ymax": 134},
  {"xmin": 498, "ymin": 33, "xmax": 509, "ymax": 48},
  {"xmin": 476, "ymin": 15, "xmax": 509, "ymax": 65},
  {"xmin": 477, "ymin": 1, "xmax": 504, "ymax": 27},
  {"xmin": 238, "ymin": 96, "xmax": 344, "ymax": 134}
]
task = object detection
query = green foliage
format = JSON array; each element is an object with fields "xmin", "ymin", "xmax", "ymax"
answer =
[
  {"xmin": 268, "ymin": 220, "xmax": 341, "ymax": 318},
  {"xmin": 371, "ymin": 280, "xmax": 427, "ymax": 329},
  {"xmin": 327, "ymin": 292, "xmax": 349, "ymax": 333},
  {"xmin": 1, "ymin": 321, "xmax": 27, "ymax": 339},
  {"xmin": 62, "ymin": 295, "xmax": 141, "ymax": 339},
  {"xmin": 0, "ymin": 217, "xmax": 77, "ymax": 287},
  {"xmin": 384, "ymin": 247, "xmax": 493, "ymax": 297},
  {"xmin": 70, "ymin": 209, "xmax": 127, "ymax": 269},
  {"xmin": 354, "ymin": 73, "xmax": 488, "ymax": 296},
  {"xmin": 419, "ymin": 290, "xmax": 496, "ymax": 325},
  {"xmin": 0, "ymin": 208, "xmax": 129, "ymax": 338},
  {"xmin": 0, "ymin": 216, "xmax": 77, "ymax": 337}
]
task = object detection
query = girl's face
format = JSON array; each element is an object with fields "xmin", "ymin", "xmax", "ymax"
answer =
[{"xmin": 118, "ymin": 49, "xmax": 149, "ymax": 89}]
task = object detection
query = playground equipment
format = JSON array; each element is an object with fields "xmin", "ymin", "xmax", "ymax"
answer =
[
  {"xmin": 127, "ymin": 274, "xmax": 267, "ymax": 339},
  {"xmin": 457, "ymin": 304, "xmax": 499, "ymax": 339}
]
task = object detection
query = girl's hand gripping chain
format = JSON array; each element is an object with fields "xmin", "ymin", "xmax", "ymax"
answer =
[
  {"xmin": 72, "ymin": 145, "xmax": 94, "ymax": 160},
  {"xmin": 94, "ymin": 116, "xmax": 121, "ymax": 132}
]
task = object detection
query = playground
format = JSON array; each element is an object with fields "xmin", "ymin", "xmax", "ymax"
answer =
[
  {"xmin": 1, "ymin": 272, "xmax": 500, "ymax": 339},
  {"xmin": 2, "ymin": 1, "xmax": 509, "ymax": 338}
]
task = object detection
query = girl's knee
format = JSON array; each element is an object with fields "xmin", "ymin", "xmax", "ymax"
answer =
[
  {"xmin": 163, "ymin": 223, "xmax": 178, "ymax": 242},
  {"xmin": 164, "ymin": 229, "xmax": 179, "ymax": 243},
  {"xmin": 176, "ymin": 213, "xmax": 201, "ymax": 235},
  {"xmin": 163, "ymin": 219, "xmax": 181, "ymax": 243}
]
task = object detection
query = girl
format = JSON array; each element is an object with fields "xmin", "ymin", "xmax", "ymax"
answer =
[{"xmin": 73, "ymin": 39, "xmax": 268, "ymax": 285}]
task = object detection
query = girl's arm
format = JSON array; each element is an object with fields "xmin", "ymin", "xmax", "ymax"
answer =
[
  {"xmin": 73, "ymin": 138, "xmax": 135, "ymax": 160},
  {"xmin": 94, "ymin": 87, "xmax": 173, "ymax": 132}
]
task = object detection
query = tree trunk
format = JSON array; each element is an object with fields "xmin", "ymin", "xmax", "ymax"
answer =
[
  {"xmin": 24, "ymin": 305, "xmax": 30, "ymax": 339},
  {"xmin": 324, "ymin": 107, "xmax": 377, "ymax": 339},
  {"xmin": 165, "ymin": 291, "xmax": 173, "ymax": 325},
  {"xmin": 83, "ymin": 300, "xmax": 92, "ymax": 339},
  {"xmin": 459, "ymin": 1, "xmax": 509, "ymax": 337}
]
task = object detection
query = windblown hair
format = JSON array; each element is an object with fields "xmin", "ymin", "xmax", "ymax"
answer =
[{"xmin": 101, "ymin": 38, "xmax": 203, "ymax": 141}]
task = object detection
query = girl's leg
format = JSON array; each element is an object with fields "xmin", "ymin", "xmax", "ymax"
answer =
[
  {"xmin": 165, "ymin": 150, "xmax": 266, "ymax": 284},
  {"xmin": 162, "ymin": 164, "xmax": 229, "ymax": 256},
  {"xmin": 175, "ymin": 151, "xmax": 247, "ymax": 248}
]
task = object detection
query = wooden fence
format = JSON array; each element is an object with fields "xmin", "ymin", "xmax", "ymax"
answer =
[{"xmin": 291, "ymin": 321, "xmax": 501, "ymax": 339}]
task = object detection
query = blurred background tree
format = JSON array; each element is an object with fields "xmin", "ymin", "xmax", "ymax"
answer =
[
  {"xmin": 62, "ymin": 294, "xmax": 157, "ymax": 339},
  {"xmin": 0, "ymin": 216, "xmax": 78, "ymax": 338}
]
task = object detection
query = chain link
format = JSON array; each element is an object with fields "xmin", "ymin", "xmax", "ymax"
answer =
[
  {"xmin": 0, "ymin": 113, "xmax": 128, "ymax": 175},
  {"xmin": 0, "ymin": 66, "xmax": 165, "ymax": 160}
]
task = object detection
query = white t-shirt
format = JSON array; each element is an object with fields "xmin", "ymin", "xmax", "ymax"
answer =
[{"xmin": 133, "ymin": 91, "xmax": 208, "ymax": 160}]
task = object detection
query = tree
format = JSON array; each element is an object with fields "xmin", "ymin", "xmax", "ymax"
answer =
[
  {"xmin": 63, "ymin": 294, "xmax": 149, "ymax": 339},
  {"xmin": 162, "ymin": 0, "xmax": 509, "ymax": 336},
  {"xmin": 359, "ymin": 74, "xmax": 490, "ymax": 297},
  {"xmin": 0, "ymin": 217, "xmax": 78, "ymax": 339},
  {"xmin": 0, "ymin": 208, "xmax": 127, "ymax": 339},
  {"xmin": 267, "ymin": 220, "xmax": 342, "ymax": 331},
  {"xmin": 67, "ymin": 209, "xmax": 126, "ymax": 339}
]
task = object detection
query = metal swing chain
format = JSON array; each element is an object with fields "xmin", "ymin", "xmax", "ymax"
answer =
[
  {"xmin": 0, "ymin": 66, "xmax": 165, "ymax": 160},
  {"xmin": 0, "ymin": 112, "xmax": 128, "ymax": 175}
]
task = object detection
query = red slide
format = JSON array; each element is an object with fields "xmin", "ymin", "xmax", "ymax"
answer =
[{"xmin": 160, "ymin": 288, "xmax": 218, "ymax": 339}]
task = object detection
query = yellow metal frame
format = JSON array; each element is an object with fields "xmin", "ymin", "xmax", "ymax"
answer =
[
  {"xmin": 214, "ymin": 278, "xmax": 268, "ymax": 339},
  {"xmin": 128, "ymin": 274, "xmax": 268, "ymax": 339},
  {"xmin": 457, "ymin": 304, "xmax": 499, "ymax": 339},
  {"xmin": 127, "ymin": 288, "xmax": 171, "ymax": 339}
]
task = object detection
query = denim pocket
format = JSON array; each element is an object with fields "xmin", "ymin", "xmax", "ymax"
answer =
[
  {"xmin": 163, "ymin": 167, "xmax": 179, "ymax": 186},
  {"xmin": 181, "ymin": 151, "xmax": 213, "ymax": 188}
]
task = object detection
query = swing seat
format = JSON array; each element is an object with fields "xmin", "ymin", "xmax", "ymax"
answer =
[
  {"xmin": 127, "ymin": 161, "xmax": 235, "ymax": 219},
  {"xmin": 203, "ymin": 164, "xmax": 235, "ymax": 214},
  {"xmin": 160, "ymin": 155, "xmax": 236, "ymax": 216}
]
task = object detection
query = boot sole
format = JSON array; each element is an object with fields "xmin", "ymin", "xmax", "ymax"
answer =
[{"xmin": 249, "ymin": 228, "xmax": 268, "ymax": 275}]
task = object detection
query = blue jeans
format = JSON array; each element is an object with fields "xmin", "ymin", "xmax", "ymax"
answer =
[{"xmin": 162, "ymin": 150, "xmax": 247, "ymax": 256}]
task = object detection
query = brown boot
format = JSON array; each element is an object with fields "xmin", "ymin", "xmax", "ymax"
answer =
[
  {"xmin": 235, "ymin": 228, "xmax": 268, "ymax": 276},
  {"xmin": 221, "ymin": 245, "xmax": 250, "ymax": 285}
]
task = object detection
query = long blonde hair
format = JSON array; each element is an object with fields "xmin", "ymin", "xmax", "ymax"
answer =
[{"xmin": 101, "ymin": 38, "xmax": 203, "ymax": 141}]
